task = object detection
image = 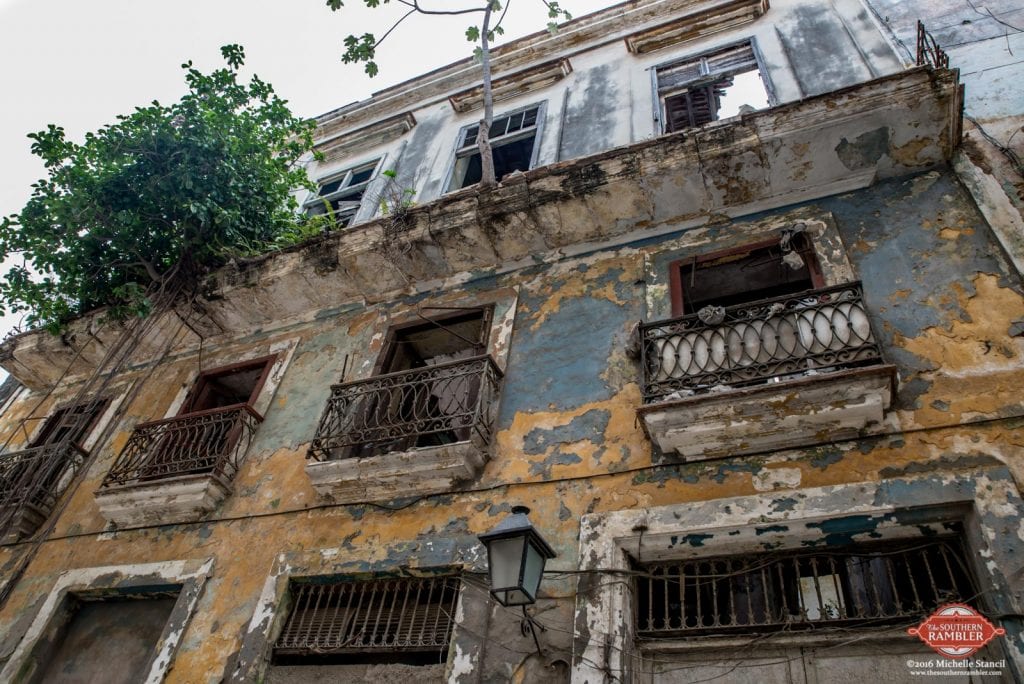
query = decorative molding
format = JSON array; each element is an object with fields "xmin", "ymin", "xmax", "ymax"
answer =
[
  {"xmin": 624, "ymin": 0, "xmax": 770, "ymax": 54},
  {"xmin": 315, "ymin": 111, "xmax": 416, "ymax": 164},
  {"xmin": 448, "ymin": 59, "xmax": 573, "ymax": 113}
]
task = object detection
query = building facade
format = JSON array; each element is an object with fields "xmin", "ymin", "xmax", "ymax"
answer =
[{"xmin": 0, "ymin": 0, "xmax": 1022, "ymax": 682}]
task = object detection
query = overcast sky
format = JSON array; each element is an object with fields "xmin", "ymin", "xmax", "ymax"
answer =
[{"xmin": 0, "ymin": 0, "xmax": 590, "ymax": 382}]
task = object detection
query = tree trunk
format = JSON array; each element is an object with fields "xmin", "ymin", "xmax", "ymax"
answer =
[{"xmin": 476, "ymin": 2, "xmax": 497, "ymax": 189}]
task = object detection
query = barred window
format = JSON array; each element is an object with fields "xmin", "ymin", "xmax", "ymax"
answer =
[
  {"xmin": 274, "ymin": 575, "xmax": 460, "ymax": 663},
  {"xmin": 635, "ymin": 533, "xmax": 977, "ymax": 638}
]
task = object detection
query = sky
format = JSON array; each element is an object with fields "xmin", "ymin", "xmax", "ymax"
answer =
[{"xmin": 0, "ymin": 0, "xmax": 592, "ymax": 382}]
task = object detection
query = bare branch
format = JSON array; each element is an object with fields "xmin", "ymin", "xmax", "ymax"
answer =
[{"xmin": 396, "ymin": 0, "xmax": 488, "ymax": 16}]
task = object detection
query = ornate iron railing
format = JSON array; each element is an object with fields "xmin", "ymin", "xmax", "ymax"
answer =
[
  {"xmin": 641, "ymin": 282, "xmax": 882, "ymax": 402},
  {"xmin": 0, "ymin": 440, "xmax": 86, "ymax": 540},
  {"xmin": 308, "ymin": 355, "xmax": 503, "ymax": 462},
  {"xmin": 917, "ymin": 20, "xmax": 949, "ymax": 69},
  {"xmin": 636, "ymin": 536, "xmax": 976, "ymax": 638},
  {"xmin": 275, "ymin": 575, "xmax": 460, "ymax": 655},
  {"xmin": 101, "ymin": 404, "xmax": 262, "ymax": 488}
]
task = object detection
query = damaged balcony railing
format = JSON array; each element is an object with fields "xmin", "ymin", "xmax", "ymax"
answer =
[
  {"xmin": 636, "ymin": 536, "xmax": 977, "ymax": 638},
  {"xmin": 0, "ymin": 440, "xmax": 86, "ymax": 540},
  {"xmin": 100, "ymin": 404, "xmax": 262, "ymax": 488},
  {"xmin": 917, "ymin": 20, "xmax": 949, "ymax": 69},
  {"xmin": 640, "ymin": 282, "xmax": 882, "ymax": 402},
  {"xmin": 308, "ymin": 355, "xmax": 503, "ymax": 461}
]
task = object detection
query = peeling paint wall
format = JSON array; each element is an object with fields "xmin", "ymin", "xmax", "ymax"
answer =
[
  {"xmin": 0, "ymin": 162, "xmax": 1021, "ymax": 682},
  {"xmin": 0, "ymin": 1, "xmax": 1023, "ymax": 683}
]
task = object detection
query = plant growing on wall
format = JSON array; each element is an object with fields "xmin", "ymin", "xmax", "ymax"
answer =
[
  {"xmin": 0, "ymin": 45, "xmax": 319, "ymax": 333},
  {"xmin": 327, "ymin": 0, "xmax": 572, "ymax": 189}
]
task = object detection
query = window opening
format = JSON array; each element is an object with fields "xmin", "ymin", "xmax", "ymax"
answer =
[
  {"xmin": 349, "ymin": 310, "xmax": 489, "ymax": 457},
  {"xmin": 656, "ymin": 41, "xmax": 769, "ymax": 133},
  {"xmin": 306, "ymin": 159, "xmax": 380, "ymax": 227},
  {"xmin": 33, "ymin": 593, "xmax": 178, "ymax": 684},
  {"xmin": 29, "ymin": 399, "xmax": 107, "ymax": 448},
  {"xmin": 449, "ymin": 106, "xmax": 541, "ymax": 190},
  {"xmin": 273, "ymin": 575, "xmax": 460, "ymax": 665},
  {"xmin": 182, "ymin": 357, "xmax": 275, "ymax": 415},
  {"xmin": 634, "ymin": 531, "xmax": 977, "ymax": 638},
  {"xmin": 671, "ymin": 236, "xmax": 822, "ymax": 317}
]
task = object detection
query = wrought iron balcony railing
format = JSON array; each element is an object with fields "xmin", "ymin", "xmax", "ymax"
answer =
[
  {"xmin": 641, "ymin": 282, "xmax": 882, "ymax": 402},
  {"xmin": 0, "ymin": 440, "xmax": 86, "ymax": 540},
  {"xmin": 100, "ymin": 404, "xmax": 262, "ymax": 488},
  {"xmin": 308, "ymin": 355, "xmax": 503, "ymax": 462}
]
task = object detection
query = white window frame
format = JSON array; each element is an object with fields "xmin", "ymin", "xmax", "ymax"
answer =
[
  {"xmin": 446, "ymin": 102, "xmax": 546, "ymax": 192},
  {"xmin": 650, "ymin": 38, "xmax": 775, "ymax": 135},
  {"xmin": 305, "ymin": 157, "xmax": 384, "ymax": 227}
]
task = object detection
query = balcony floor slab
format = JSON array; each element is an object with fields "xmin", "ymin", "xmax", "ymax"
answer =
[
  {"xmin": 306, "ymin": 440, "xmax": 487, "ymax": 504},
  {"xmin": 639, "ymin": 365, "xmax": 897, "ymax": 462},
  {"xmin": 94, "ymin": 473, "xmax": 232, "ymax": 527}
]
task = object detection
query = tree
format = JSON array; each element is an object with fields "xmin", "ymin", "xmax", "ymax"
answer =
[
  {"xmin": 327, "ymin": 0, "xmax": 571, "ymax": 189},
  {"xmin": 0, "ymin": 45, "xmax": 318, "ymax": 334}
]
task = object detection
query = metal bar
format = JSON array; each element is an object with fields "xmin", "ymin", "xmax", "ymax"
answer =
[{"xmin": 634, "ymin": 538, "xmax": 976, "ymax": 638}]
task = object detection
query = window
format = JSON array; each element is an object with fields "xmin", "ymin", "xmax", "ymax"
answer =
[
  {"xmin": 28, "ymin": 399, "xmax": 107, "ymax": 449},
  {"xmin": 655, "ymin": 41, "xmax": 770, "ymax": 133},
  {"xmin": 0, "ymin": 399, "xmax": 107, "ymax": 541},
  {"xmin": 306, "ymin": 159, "xmax": 381, "ymax": 227},
  {"xmin": 669, "ymin": 234, "xmax": 823, "ymax": 317},
  {"xmin": 273, "ymin": 574, "xmax": 460, "ymax": 665},
  {"xmin": 32, "ymin": 594, "xmax": 178, "ymax": 684},
  {"xmin": 448, "ymin": 104, "xmax": 543, "ymax": 190},
  {"xmin": 635, "ymin": 530, "xmax": 977, "ymax": 637},
  {"xmin": 101, "ymin": 356, "xmax": 274, "ymax": 488},
  {"xmin": 330, "ymin": 308, "xmax": 493, "ymax": 459}
]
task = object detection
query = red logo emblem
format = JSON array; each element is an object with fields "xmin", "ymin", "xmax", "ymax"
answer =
[{"xmin": 907, "ymin": 604, "xmax": 1006, "ymax": 658}]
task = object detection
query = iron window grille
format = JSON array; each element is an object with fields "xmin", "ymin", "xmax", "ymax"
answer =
[
  {"xmin": 274, "ymin": 575, "xmax": 461, "ymax": 657},
  {"xmin": 654, "ymin": 41, "xmax": 768, "ymax": 133},
  {"xmin": 635, "ymin": 534, "xmax": 978, "ymax": 638},
  {"xmin": 306, "ymin": 158, "xmax": 381, "ymax": 227},
  {"xmin": 448, "ymin": 104, "xmax": 543, "ymax": 190},
  {"xmin": 640, "ymin": 282, "xmax": 882, "ymax": 402}
]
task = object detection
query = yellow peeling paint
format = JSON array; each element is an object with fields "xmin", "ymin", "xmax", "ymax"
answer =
[{"xmin": 525, "ymin": 256, "xmax": 635, "ymax": 331}]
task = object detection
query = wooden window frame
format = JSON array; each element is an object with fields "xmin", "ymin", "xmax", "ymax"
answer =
[{"xmin": 180, "ymin": 355, "xmax": 277, "ymax": 416}]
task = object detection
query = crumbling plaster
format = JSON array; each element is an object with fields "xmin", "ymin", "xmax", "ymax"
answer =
[{"xmin": 0, "ymin": 161, "xmax": 1022, "ymax": 680}]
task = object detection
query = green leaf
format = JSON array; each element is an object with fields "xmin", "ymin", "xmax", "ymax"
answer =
[{"xmin": 465, "ymin": 26, "xmax": 480, "ymax": 42}]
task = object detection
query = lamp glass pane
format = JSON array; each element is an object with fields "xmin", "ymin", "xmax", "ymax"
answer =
[
  {"xmin": 521, "ymin": 541, "xmax": 546, "ymax": 600},
  {"xmin": 489, "ymin": 536, "xmax": 526, "ymax": 590}
]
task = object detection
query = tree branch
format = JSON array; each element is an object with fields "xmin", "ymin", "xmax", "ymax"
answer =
[{"xmin": 396, "ymin": 0, "xmax": 487, "ymax": 16}]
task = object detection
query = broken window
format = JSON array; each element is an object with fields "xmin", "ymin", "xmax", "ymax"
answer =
[
  {"xmin": 635, "ymin": 529, "xmax": 977, "ymax": 638},
  {"xmin": 655, "ymin": 41, "xmax": 770, "ymax": 133},
  {"xmin": 273, "ymin": 574, "xmax": 461, "ymax": 666},
  {"xmin": 31, "ymin": 593, "xmax": 178, "ymax": 684},
  {"xmin": 306, "ymin": 159, "xmax": 380, "ymax": 227},
  {"xmin": 448, "ymin": 104, "xmax": 543, "ymax": 190},
  {"xmin": 669, "ymin": 234, "xmax": 823, "ymax": 317}
]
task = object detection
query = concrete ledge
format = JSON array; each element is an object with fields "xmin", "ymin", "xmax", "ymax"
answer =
[
  {"xmin": 639, "ymin": 365, "xmax": 897, "ymax": 461},
  {"xmin": 305, "ymin": 441, "xmax": 487, "ymax": 503},
  {"xmin": 94, "ymin": 473, "xmax": 232, "ymax": 527}
]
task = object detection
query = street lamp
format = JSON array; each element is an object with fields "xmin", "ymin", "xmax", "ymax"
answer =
[{"xmin": 477, "ymin": 505, "xmax": 556, "ymax": 607}]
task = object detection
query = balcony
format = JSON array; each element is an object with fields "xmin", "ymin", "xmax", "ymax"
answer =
[
  {"xmin": 94, "ymin": 404, "xmax": 262, "ymax": 526},
  {"xmin": 0, "ymin": 441, "xmax": 86, "ymax": 542},
  {"xmin": 306, "ymin": 355, "xmax": 502, "ymax": 503},
  {"xmin": 638, "ymin": 283, "xmax": 896, "ymax": 461}
]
